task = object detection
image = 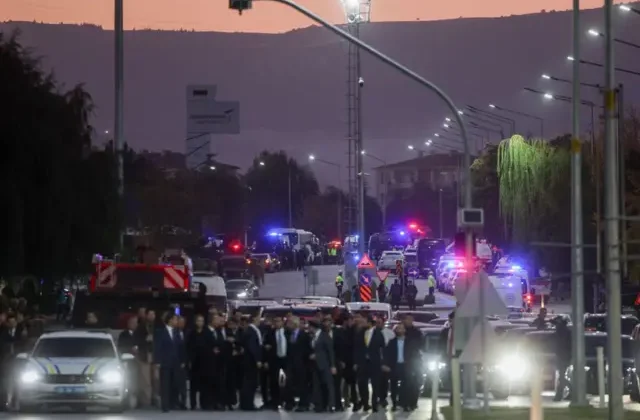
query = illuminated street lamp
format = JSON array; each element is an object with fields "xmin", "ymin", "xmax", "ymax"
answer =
[
  {"xmin": 259, "ymin": 161, "xmax": 265, "ymax": 166},
  {"xmin": 541, "ymin": 73, "xmax": 601, "ymax": 90},
  {"xmin": 587, "ymin": 28, "xmax": 640, "ymax": 49},
  {"xmin": 619, "ymin": 4, "xmax": 640, "ymax": 15},
  {"xmin": 567, "ymin": 55, "xmax": 640, "ymax": 77}
]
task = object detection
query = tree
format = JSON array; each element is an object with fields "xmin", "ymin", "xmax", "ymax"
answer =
[
  {"xmin": 385, "ymin": 183, "xmax": 458, "ymax": 239},
  {"xmin": 244, "ymin": 151, "xmax": 319, "ymax": 235},
  {"xmin": 0, "ymin": 31, "xmax": 120, "ymax": 281}
]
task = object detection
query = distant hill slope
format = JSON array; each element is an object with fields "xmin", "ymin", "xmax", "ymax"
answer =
[{"xmin": 2, "ymin": 5, "xmax": 639, "ymax": 175}]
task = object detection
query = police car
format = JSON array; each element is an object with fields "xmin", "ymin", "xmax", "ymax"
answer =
[{"xmin": 11, "ymin": 330, "xmax": 133, "ymax": 412}]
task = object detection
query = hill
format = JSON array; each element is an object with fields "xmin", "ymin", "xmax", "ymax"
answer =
[{"xmin": 2, "ymin": 6, "xmax": 639, "ymax": 178}]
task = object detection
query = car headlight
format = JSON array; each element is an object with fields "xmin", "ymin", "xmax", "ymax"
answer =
[
  {"xmin": 495, "ymin": 356, "xmax": 527, "ymax": 380},
  {"xmin": 20, "ymin": 370, "xmax": 41, "ymax": 384},
  {"xmin": 237, "ymin": 292, "xmax": 247, "ymax": 297},
  {"xmin": 427, "ymin": 360, "xmax": 447, "ymax": 372},
  {"xmin": 98, "ymin": 370, "xmax": 123, "ymax": 384}
]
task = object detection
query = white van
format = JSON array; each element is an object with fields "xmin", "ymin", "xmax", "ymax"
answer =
[{"xmin": 191, "ymin": 272, "xmax": 227, "ymax": 312}]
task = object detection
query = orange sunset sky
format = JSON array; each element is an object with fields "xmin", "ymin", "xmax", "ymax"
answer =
[{"xmin": 4, "ymin": 0, "xmax": 626, "ymax": 33}]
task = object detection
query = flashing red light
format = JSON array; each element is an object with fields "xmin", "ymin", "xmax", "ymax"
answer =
[
  {"xmin": 525, "ymin": 294, "xmax": 532, "ymax": 302},
  {"xmin": 408, "ymin": 223, "xmax": 418, "ymax": 230},
  {"xmin": 232, "ymin": 244, "xmax": 240, "ymax": 250}
]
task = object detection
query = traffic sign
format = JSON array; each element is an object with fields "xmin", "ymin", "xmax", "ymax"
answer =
[
  {"xmin": 458, "ymin": 319, "xmax": 498, "ymax": 364},
  {"xmin": 456, "ymin": 272, "xmax": 509, "ymax": 318},
  {"xmin": 187, "ymin": 100, "xmax": 240, "ymax": 134},
  {"xmin": 357, "ymin": 254, "xmax": 375, "ymax": 269},
  {"xmin": 408, "ymin": 267, "xmax": 419, "ymax": 277},
  {"xmin": 359, "ymin": 284, "xmax": 372, "ymax": 302},
  {"xmin": 360, "ymin": 273, "xmax": 372, "ymax": 286},
  {"xmin": 376, "ymin": 270, "xmax": 389, "ymax": 282}
]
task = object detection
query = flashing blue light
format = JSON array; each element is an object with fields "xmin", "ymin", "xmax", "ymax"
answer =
[
  {"xmin": 268, "ymin": 232, "xmax": 278, "ymax": 237},
  {"xmin": 399, "ymin": 231, "xmax": 406, "ymax": 236},
  {"xmin": 353, "ymin": 254, "xmax": 360, "ymax": 261},
  {"xmin": 508, "ymin": 283, "xmax": 513, "ymax": 287},
  {"xmin": 447, "ymin": 262, "xmax": 455, "ymax": 268},
  {"xmin": 511, "ymin": 265, "xmax": 522, "ymax": 271}
]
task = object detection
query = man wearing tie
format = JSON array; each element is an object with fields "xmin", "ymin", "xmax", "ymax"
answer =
[
  {"xmin": 209, "ymin": 314, "xmax": 228, "ymax": 410},
  {"xmin": 153, "ymin": 312, "xmax": 186, "ymax": 412},
  {"xmin": 353, "ymin": 315, "xmax": 385, "ymax": 412},
  {"xmin": 240, "ymin": 315, "xmax": 263, "ymax": 411},
  {"xmin": 309, "ymin": 320, "xmax": 336, "ymax": 413},
  {"xmin": 383, "ymin": 323, "xmax": 409, "ymax": 411},
  {"xmin": 283, "ymin": 316, "xmax": 311, "ymax": 412},
  {"xmin": 264, "ymin": 316, "xmax": 287, "ymax": 410}
]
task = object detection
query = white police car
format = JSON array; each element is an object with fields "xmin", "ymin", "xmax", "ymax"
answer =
[{"xmin": 11, "ymin": 330, "xmax": 134, "ymax": 412}]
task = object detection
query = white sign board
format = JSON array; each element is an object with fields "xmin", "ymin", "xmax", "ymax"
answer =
[
  {"xmin": 186, "ymin": 84, "xmax": 240, "ymax": 135},
  {"xmin": 185, "ymin": 84, "xmax": 240, "ymax": 169},
  {"xmin": 456, "ymin": 272, "xmax": 509, "ymax": 318},
  {"xmin": 458, "ymin": 319, "xmax": 498, "ymax": 364}
]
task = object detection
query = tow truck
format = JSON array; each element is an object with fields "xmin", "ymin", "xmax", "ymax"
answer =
[{"xmin": 71, "ymin": 253, "xmax": 199, "ymax": 331}]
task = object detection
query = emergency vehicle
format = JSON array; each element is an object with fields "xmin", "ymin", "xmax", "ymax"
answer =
[
  {"xmin": 228, "ymin": 299, "xmax": 279, "ymax": 318},
  {"xmin": 71, "ymin": 253, "xmax": 197, "ymax": 330},
  {"xmin": 492, "ymin": 257, "xmax": 532, "ymax": 310}
]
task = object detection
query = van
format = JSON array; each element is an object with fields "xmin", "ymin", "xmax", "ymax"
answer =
[{"xmin": 191, "ymin": 272, "xmax": 227, "ymax": 312}]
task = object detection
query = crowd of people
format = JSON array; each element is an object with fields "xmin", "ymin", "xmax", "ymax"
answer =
[{"xmin": 114, "ymin": 308, "xmax": 425, "ymax": 413}]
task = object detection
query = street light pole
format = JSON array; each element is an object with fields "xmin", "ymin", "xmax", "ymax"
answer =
[
  {"xmin": 439, "ymin": 189, "xmax": 444, "ymax": 238},
  {"xmin": 239, "ymin": 0, "xmax": 475, "ymax": 405},
  {"xmin": 288, "ymin": 163, "xmax": 293, "ymax": 228},
  {"xmin": 114, "ymin": 0, "xmax": 124, "ymax": 251},
  {"xmin": 604, "ymin": 1, "xmax": 624, "ymax": 417},
  {"xmin": 570, "ymin": 0, "xmax": 587, "ymax": 405}
]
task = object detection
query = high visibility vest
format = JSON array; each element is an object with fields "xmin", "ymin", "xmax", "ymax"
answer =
[
  {"xmin": 335, "ymin": 275, "xmax": 344, "ymax": 285},
  {"xmin": 428, "ymin": 276, "xmax": 436, "ymax": 288}
]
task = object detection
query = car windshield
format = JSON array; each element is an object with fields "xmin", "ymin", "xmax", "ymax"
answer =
[
  {"xmin": 586, "ymin": 336, "xmax": 634, "ymax": 359},
  {"xmin": 585, "ymin": 316, "xmax": 639, "ymax": 336},
  {"xmin": 395, "ymin": 312, "xmax": 438, "ymax": 323},
  {"xmin": 357, "ymin": 310, "xmax": 389, "ymax": 321},
  {"xmin": 33, "ymin": 337, "xmax": 115, "ymax": 358},
  {"xmin": 383, "ymin": 252, "xmax": 401, "ymax": 257},
  {"xmin": 263, "ymin": 307, "xmax": 318, "ymax": 319},
  {"xmin": 234, "ymin": 305, "xmax": 262, "ymax": 317},
  {"xmin": 226, "ymin": 280, "xmax": 250, "ymax": 289},
  {"xmin": 404, "ymin": 254, "xmax": 417, "ymax": 263}
]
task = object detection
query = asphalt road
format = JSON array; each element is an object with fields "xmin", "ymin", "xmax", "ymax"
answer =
[{"xmin": 4, "ymin": 393, "xmax": 639, "ymax": 419}]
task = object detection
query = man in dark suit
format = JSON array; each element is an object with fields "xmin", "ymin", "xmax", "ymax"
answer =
[
  {"xmin": 259, "ymin": 317, "xmax": 273, "ymax": 409},
  {"xmin": 240, "ymin": 315, "xmax": 263, "ymax": 411},
  {"xmin": 283, "ymin": 316, "xmax": 311, "ymax": 412},
  {"xmin": 401, "ymin": 315, "xmax": 425, "ymax": 410},
  {"xmin": 186, "ymin": 314, "xmax": 212, "ymax": 410},
  {"xmin": 225, "ymin": 317, "xmax": 243, "ymax": 408},
  {"xmin": 330, "ymin": 315, "xmax": 347, "ymax": 411},
  {"xmin": 383, "ymin": 323, "xmax": 411, "ymax": 411},
  {"xmin": 342, "ymin": 315, "xmax": 359, "ymax": 407},
  {"xmin": 352, "ymin": 315, "xmax": 385, "ymax": 412},
  {"xmin": 153, "ymin": 312, "xmax": 186, "ymax": 412},
  {"xmin": 309, "ymin": 320, "xmax": 336, "ymax": 413},
  {"xmin": 264, "ymin": 316, "xmax": 288, "ymax": 410},
  {"xmin": 208, "ymin": 314, "xmax": 228, "ymax": 410}
]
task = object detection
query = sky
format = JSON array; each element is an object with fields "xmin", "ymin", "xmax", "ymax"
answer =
[{"xmin": 5, "ymin": 0, "xmax": 626, "ymax": 33}]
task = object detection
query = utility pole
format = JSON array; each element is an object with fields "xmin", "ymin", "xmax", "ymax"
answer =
[
  {"xmin": 357, "ymin": 74, "xmax": 365, "ymax": 255},
  {"xmin": 570, "ymin": 0, "xmax": 587, "ymax": 405},
  {"xmin": 288, "ymin": 164, "xmax": 293, "ymax": 228},
  {"xmin": 114, "ymin": 0, "xmax": 125, "ymax": 251},
  {"xmin": 604, "ymin": 1, "xmax": 624, "ymax": 418}
]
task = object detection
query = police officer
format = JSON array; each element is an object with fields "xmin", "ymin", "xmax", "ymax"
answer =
[
  {"xmin": 427, "ymin": 271, "xmax": 436, "ymax": 296},
  {"xmin": 389, "ymin": 280, "xmax": 402, "ymax": 310},
  {"xmin": 335, "ymin": 271, "xmax": 344, "ymax": 298}
]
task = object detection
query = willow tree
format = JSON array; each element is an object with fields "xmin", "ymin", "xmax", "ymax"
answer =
[{"xmin": 497, "ymin": 135, "xmax": 571, "ymax": 245}]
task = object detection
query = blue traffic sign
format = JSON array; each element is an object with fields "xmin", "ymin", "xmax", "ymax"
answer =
[
  {"xmin": 360, "ymin": 273, "xmax": 372, "ymax": 286},
  {"xmin": 408, "ymin": 267, "xmax": 419, "ymax": 277}
]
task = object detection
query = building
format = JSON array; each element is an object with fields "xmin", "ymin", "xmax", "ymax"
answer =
[{"xmin": 372, "ymin": 151, "xmax": 466, "ymax": 208}]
